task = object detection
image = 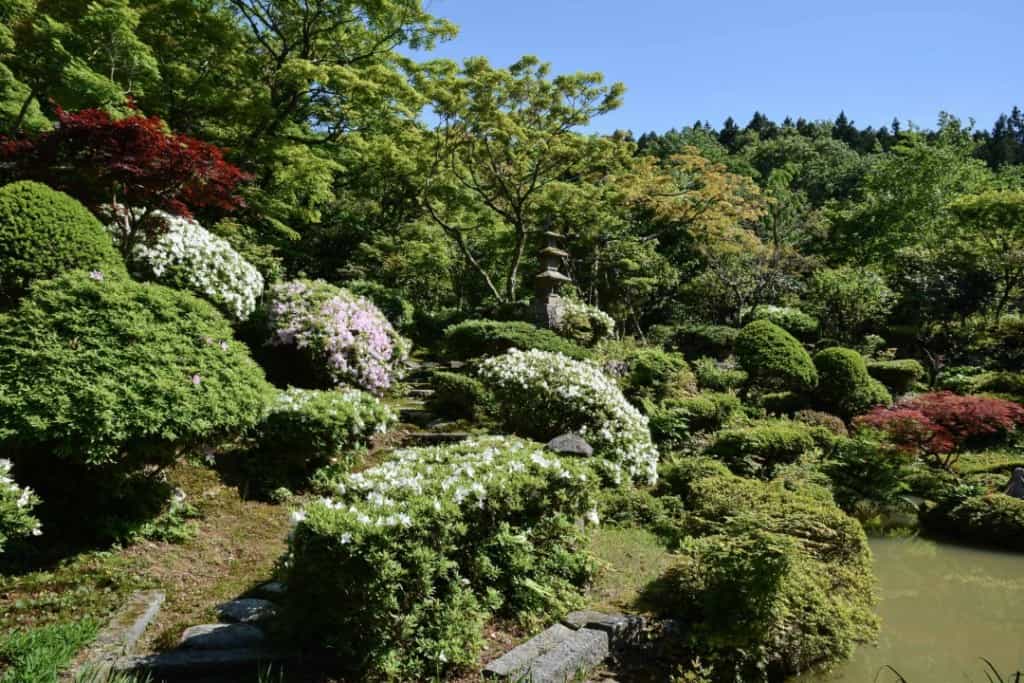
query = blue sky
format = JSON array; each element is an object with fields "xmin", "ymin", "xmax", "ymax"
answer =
[{"xmin": 417, "ymin": 0, "xmax": 1022, "ymax": 135}]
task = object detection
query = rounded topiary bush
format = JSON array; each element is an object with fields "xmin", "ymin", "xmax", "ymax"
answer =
[
  {"xmin": 670, "ymin": 324, "xmax": 739, "ymax": 360},
  {"xmin": 443, "ymin": 319, "xmax": 590, "ymax": 361},
  {"xmin": 648, "ymin": 393, "xmax": 742, "ymax": 447},
  {"xmin": 263, "ymin": 279, "xmax": 410, "ymax": 395},
  {"xmin": 618, "ymin": 348, "xmax": 697, "ymax": 403},
  {"xmin": 130, "ymin": 211, "xmax": 264, "ymax": 322},
  {"xmin": 0, "ymin": 181, "xmax": 124, "ymax": 303},
  {"xmin": 814, "ymin": 347, "xmax": 892, "ymax": 419},
  {"xmin": 706, "ymin": 420, "xmax": 818, "ymax": 478},
  {"xmin": 866, "ymin": 358, "xmax": 926, "ymax": 395},
  {"xmin": 478, "ymin": 349, "xmax": 658, "ymax": 484},
  {"xmin": 749, "ymin": 305, "xmax": 819, "ymax": 340},
  {"xmin": 551, "ymin": 299, "xmax": 615, "ymax": 346},
  {"xmin": 735, "ymin": 320, "xmax": 818, "ymax": 392},
  {"xmin": 428, "ymin": 370, "xmax": 493, "ymax": 420},
  {"xmin": 0, "ymin": 271, "xmax": 273, "ymax": 534}
]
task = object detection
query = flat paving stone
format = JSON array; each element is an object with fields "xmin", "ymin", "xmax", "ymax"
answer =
[
  {"xmin": 114, "ymin": 648, "xmax": 292, "ymax": 680},
  {"xmin": 180, "ymin": 624, "xmax": 265, "ymax": 650},
  {"xmin": 527, "ymin": 627, "xmax": 609, "ymax": 682},
  {"xmin": 562, "ymin": 610, "xmax": 642, "ymax": 648},
  {"xmin": 216, "ymin": 598, "xmax": 278, "ymax": 624},
  {"xmin": 484, "ymin": 623, "xmax": 574, "ymax": 679},
  {"xmin": 255, "ymin": 581, "xmax": 287, "ymax": 597}
]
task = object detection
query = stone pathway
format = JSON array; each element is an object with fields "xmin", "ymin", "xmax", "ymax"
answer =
[{"xmin": 397, "ymin": 360, "xmax": 471, "ymax": 446}]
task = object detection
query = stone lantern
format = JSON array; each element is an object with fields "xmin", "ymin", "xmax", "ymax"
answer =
[{"xmin": 534, "ymin": 231, "xmax": 571, "ymax": 328}]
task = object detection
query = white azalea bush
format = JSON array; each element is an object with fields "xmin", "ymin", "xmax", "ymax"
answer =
[
  {"xmin": 265, "ymin": 279, "xmax": 410, "ymax": 395},
  {"xmin": 478, "ymin": 349, "xmax": 659, "ymax": 484},
  {"xmin": 131, "ymin": 211, "xmax": 264, "ymax": 321},
  {"xmin": 0, "ymin": 459, "xmax": 42, "ymax": 553},
  {"xmin": 249, "ymin": 387, "xmax": 396, "ymax": 492},
  {"xmin": 286, "ymin": 436, "xmax": 597, "ymax": 680},
  {"xmin": 552, "ymin": 298, "xmax": 616, "ymax": 346}
]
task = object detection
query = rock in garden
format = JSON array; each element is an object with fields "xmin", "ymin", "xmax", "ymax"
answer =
[
  {"xmin": 179, "ymin": 624, "xmax": 265, "ymax": 650},
  {"xmin": 216, "ymin": 598, "xmax": 278, "ymax": 625},
  {"xmin": 1006, "ymin": 467, "xmax": 1024, "ymax": 499},
  {"xmin": 546, "ymin": 433, "xmax": 594, "ymax": 457}
]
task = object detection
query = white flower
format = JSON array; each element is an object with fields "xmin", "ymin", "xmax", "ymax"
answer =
[{"xmin": 290, "ymin": 510, "xmax": 307, "ymax": 525}]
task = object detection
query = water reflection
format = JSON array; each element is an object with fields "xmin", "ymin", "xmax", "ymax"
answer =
[{"xmin": 797, "ymin": 536, "xmax": 1024, "ymax": 682}]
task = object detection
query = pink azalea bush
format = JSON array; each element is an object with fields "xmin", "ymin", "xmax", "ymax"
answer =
[{"xmin": 266, "ymin": 279, "xmax": 409, "ymax": 394}]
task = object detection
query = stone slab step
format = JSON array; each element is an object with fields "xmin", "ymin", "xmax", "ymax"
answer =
[
  {"xmin": 403, "ymin": 432, "xmax": 470, "ymax": 445},
  {"xmin": 484, "ymin": 623, "xmax": 610, "ymax": 682},
  {"xmin": 407, "ymin": 388, "xmax": 435, "ymax": 398},
  {"xmin": 399, "ymin": 408, "xmax": 436, "ymax": 426},
  {"xmin": 180, "ymin": 624, "xmax": 265, "ymax": 650},
  {"xmin": 74, "ymin": 589, "xmax": 165, "ymax": 677},
  {"xmin": 217, "ymin": 598, "xmax": 278, "ymax": 625},
  {"xmin": 114, "ymin": 648, "xmax": 294, "ymax": 680}
]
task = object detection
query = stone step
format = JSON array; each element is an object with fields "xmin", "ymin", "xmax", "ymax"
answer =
[
  {"xmin": 180, "ymin": 624, "xmax": 265, "ymax": 650},
  {"xmin": 74, "ymin": 590, "xmax": 165, "ymax": 677},
  {"xmin": 114, "ymin": 648, "xmax": 295, "ymax": 681},
  {"xmin": 407, "ymin": 387, "xmax": 435, "ymax": 399},
  {"xmin": 217, "ymin": 598, "xmax": 278, "ymax": 625},
  {"xmin": 483, "ymin": 622, "xmax": 609, "ymax": 682},
  {"xmin": 399, "ymin": 408, "xmax": 436, "ymax": 427},
  {"xmin": 403, "ymin": 432, "xmax": 470, "ymax": 445}
]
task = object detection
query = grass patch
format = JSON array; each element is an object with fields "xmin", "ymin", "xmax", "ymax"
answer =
[
  {"xmin": 0, "ymin": 618, "xmax": 100, "ymax": 683},
  {"xmin": 586, "ymin": 526, "xmax": 677, "ymax": 614},
  {"xmin": 957, "ymin": 450, "xmax": 1024, "ymax": 475}
]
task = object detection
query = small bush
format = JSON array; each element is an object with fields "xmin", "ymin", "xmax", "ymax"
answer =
[
  {"xmin": 706, "ymin": 420, "xmax": 818, "ymax": 477},
  {"xmin": 264, "ymin": 279, "xmax": 410, "ymax": 395},
  {"xmin": 824, "ymin": 433, "xmax": 913, "ymax": 510},
  {"xmin": 735, "ymin": 320, "xmax": 818, "ymax": 392},
  {"xmin": 649, "ymin": 393, "xmax": 741, "ymax": 447},
  {"xmin": 749, "ymin": 305, "xmax": 819, "ymax": 340},
  {"xmin": 803, "ymin": 266, "xmax": 895, "ymax": 343},
  {"xmin": 551, "ymin": 298, "xmax": 615, "ymax": 346},
  {"xmin": 443, "ymin": 319, "xmax": 589, "ymax": 361},
  {"xmin": 665, "ymin": 472, "xmax": 877, "ymax": 679},
  {"xmin": 761, "ymin": 391, "xmax": 810, "ymax": 416},
  {"xmin": 974, "ymin": 370, "xmax": 1024, "ymax": 400},
  {"xmin": 429, "ymin": 371, "xmax": 492, "ymax": 420},
  {"xmin": 692, "ymin": 356, "xmax": 748, "ymax": 392},
  {"xmin": 286, "ymin": 436, "xmax": 597, "ymax": 680},
  {"xmin": 656, "ymin": 456, "xmax": 733, "ymax": 504},
  {"xmin": 794, "ymin": 410, "xmax": 849, "ymax": 437},
  {"xmin": 0, "ymin": 180, "xmax": 124, "ymax": 303},
  {"xmin": 478, "ymin": 349, "xmax": 659, "ymax": 484},
  {"xmin": 619, "ymin": 348, "xmax": 697, "ymax": 403},
  {"xmin": 936, "ymin": 365, "xmax": 987, "ymax": 394},
  {"xmin": 813, "ymin": 347, "xmax": 892, "ymax": 419},
  {"xmin": 923, "ymin": 493, "xmax": 1024, "ymax": 551},
  {"xmin": 0, "ymin": 459, "xmax": 42, "ymax": 553},
  {"xmin": 670, "ymin": 324, "xmax": 739, "ymax": 360},
  {"xmin": 249, "ymin": 388, "xmax": 396, "ymax": 492},
  {"xmin": 866, "ymin": 358, "xmax": 926, "ymax": 395}
]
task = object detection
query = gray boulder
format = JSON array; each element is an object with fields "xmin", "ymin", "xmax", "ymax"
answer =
[
  {"xmin": 1006, "ymin": 467, "xmax": 1024, "ymax": 499},
  {"xmin": 216, "ymin": 598, "xmax": 278, "ymax": 625},
  {"xmin": 546, "ymin": 433, "xmax": 594, "ymax": 457}
]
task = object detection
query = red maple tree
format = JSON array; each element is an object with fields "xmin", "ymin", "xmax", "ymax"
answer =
[
  {"xmin": 0, "ymin": 105, "xmax": 249, "ymax": 255},
  {"xmin": 856, "ymin": 391, "xmax": 1024, "ymax": 469}
]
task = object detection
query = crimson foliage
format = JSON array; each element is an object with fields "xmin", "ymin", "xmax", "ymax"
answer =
[
  {"xmin": 856, "ymin": 391, "xmax": 1024, "ymax": 469},
  {"xmin": 0, "ymin": 105, "xmax": 248, "ymax": 253}
]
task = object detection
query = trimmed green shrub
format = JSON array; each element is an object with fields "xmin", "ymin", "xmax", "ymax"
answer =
[
  {"xmin": 824, "ymin": 433, "xmax": 913, "ymax": 510},
  {"xmin": 814, "ymin": 347, "xmax": 892, "ymax": 419},
  {"xmin": 648, "ymin": 393, "xmax": 742, "ymax": 447},
  {"xmin": 620, "ymin": 348, "xmax": 697, "ymax": 403},
  {"xmin": 0, "ymin": 271, "xmax": 273, "ymax": 535},
  {"xmin": 692, "ymin": 356, "xmax": 748, "ymax": 392},
  {"xmin": 428, "ymin": 370, "xmax": 492, "ymax": 420},
  {"xmin": 749, "ymin": 305, "xmax": 819, "ymax": 340},
  {"xmin": 656, "ymin": 456, "xmax": 733, "ymax": 504},
  {"xmin": 923, "ymin": 493, "xmax": 1024, "ymax": 551},
  {"xmin": 666, "ymin": 473, "xmax": 877, "ymax": 679},
  {"xmin": 974, "ymin": 371, "xmax": 1024, "ymax": 400},
  {"xmin": 443, "ymin": 319, "xmax": 590, "ymax": 361},
  {"xmin": 248, "ymin": 388, "xmax": 396, "ymax": 492},
  {"xmin": 670, "ymin": 324, "xmax": 739, "ymax": 360},
  {"xmin": 735, "ymin": 320, "xmax": 818, "ymax": 392},
  {"xmin": 936, "ymin": 365, "xmax": 987, "ymax": 395},
  {"xmin": 794, "ymin": 409, "xmax": 849, "ymax": 437},
  {"xmin": 286, "ymin": 436, "xmax": 597, "ymax": 679},
  {"xmin": 478, "ymin": 349, "xmax": 658, "ymax": 484},
  {"xmin": 866, "ymin": 358, "xmax": 926, "ymax": 395},
  {"xmin": 0, "ymin": 181, "xmax": 124, "ymax": 303},
  {"xmin": 706, "ymin": 420, "xmax": 818, "ymax": 477},
  {"xmin": 761, "ymin": 391, "xmax": 810, "ymax": 416}
]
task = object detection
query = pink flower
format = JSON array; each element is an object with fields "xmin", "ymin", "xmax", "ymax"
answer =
[
  {"xmin": 89, "ymin": 270, "xmax": 104, "ymax": 281},
  {"xmin": 191, "ymin": 373, "xmax": 202, "ymax": 385}
]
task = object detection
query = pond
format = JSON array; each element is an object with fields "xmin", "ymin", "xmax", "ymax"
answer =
[{"xmin": 798, "ymin": 536, "xmax": 1024, "ymax": 682}]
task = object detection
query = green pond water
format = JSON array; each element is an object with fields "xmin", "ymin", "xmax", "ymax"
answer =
[{"xmin": 798, "ymin": 536, "xmax": 1024, "ymax": 682}]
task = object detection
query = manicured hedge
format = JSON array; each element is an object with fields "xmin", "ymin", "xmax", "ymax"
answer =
[
  {"xmin": 670, "ymin": 323, "xmax": 739, "ymax": 360},
  {"xmin": 428, "ymin": 370, "xmax": 492, "ymax": 420},
  {"xmin": 922, "ymin": 493, "xmax": 1024, "ymax": 551},
  {"xmin": 706, "ymin": 420, "xmax": 818, "ymax": 477},
  {"xmin": 619, "ymin": 348, "xmax": 697, "ymax": 403},
  {"xmin": 648, "ymin": 393, "xmax": 742, "ymax": 447},
  {"xmin": 749, "ymin": 305, "xmax": 819, "ymax": 340},
  {"xmin": 0, "ymin": 181, "xmax": 124, "ymax": 303},
  {"xmin": 866, "ymin": 358, "xmax": 926, "ymax": 395},
  {"xmin": 443, "ymin": 319, "xmax": 590, "ymax": 361},
  {"xmin": 735, "ymin": 320, "xmax": 818, "ymax": 392},
  {"xmin": 814, "ymin": 347, "xmax": 892, "ymax": 419}
]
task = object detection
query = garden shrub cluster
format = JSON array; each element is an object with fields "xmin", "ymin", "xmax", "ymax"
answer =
[
  {"xmin": 706, "ymin": 419, "xmax": 818, "ymax": 477},
  {"xmin": 130, "ymin": 211, "xmax": 264, "ymax": 322},
  {"xmin": 0, "ymin": 459, "xmax": 42, "ymax": 553},
  {"xmin": 551, "ymin": 298, "xmax": 615, "ymax": 346},
  {"xmin": 922, "ymin": 492, "xmax": 1024, "ymax": 551},
  {"xmin": 692, "ymin": 356, "xmax": 748, "ymax": 391},
  {"xmin": 865, "ymin": 358, "xmax": 926, "ymax": 394},
  {"xmin": 265, "ymin": 279, "xmax": 409, "ymax": 395},
  {"xmin": 443, "ymin": 319, "xmax": 590, "ymax": 361},
  {"xmin": 617, "ymin": 348, "xmax": 697, "ymax": 403},
  {"xmin": 249, "ymin": 387, "xmax": 396, "ymax": 492},
  {"xmin": 0, "ymin": 270, "xmax": 273, "ymax": 534},
  {"xmin": 824, "ymin": 432, "xmax": 913, "ymax": 511},
  {"xmin": 813, "ymin": 347, "xmax": 892, "ymax": 419},
  {"xmin": 749, "ymin": 305, "xmax": 819, "ymax": 340},
  {"xmin": 478, "ymin": 349, "xmax": 659, "ymax": 484},
  {"xmin": 286, "ymin": 436, "xmax": 597, "ymax": 679},
  {"xmin": 670, "ymin": 323, "xmax": 739, "ymax": 359},
  {"xmin": 663, "ymin": 471, "xmax": 877, "ymax": 679},
  {"xmin": 0, "ymin": 180, "xmax": 125, "ymax": 304},
  {"xmin": 648, "ymin": 393, "xmax": 742, "ymax": 448},
  {"xmin": 428, "ymin": 370, "xmax": 492, "ymax": 420},
  {"xmin": 736, "ymin": 320, "xmax": 818, "ymax": 392}
]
